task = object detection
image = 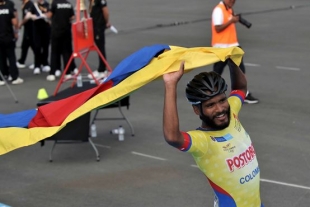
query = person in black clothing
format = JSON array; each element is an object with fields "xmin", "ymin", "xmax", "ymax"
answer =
[
  {"xmin": 1, "ymin": 0, "xmax": 18, "ymax": 80},
  {"xmin": 30, "ymin": 0, "xmax": 51, "ymax": 75},
  {"xmin": 16, "ymin": 0, "xmax": 35, "ymax": 69},
  {"xmin": 46, "ymin": 0, "xmax": 75, "ymax": 81},
  {"xmin": 88, "ymin": 0, "xmax": 111, "ymax": 80},
  {"xmin": 0, "ymin": 0, "xmax": 23, "ymax": 85}
]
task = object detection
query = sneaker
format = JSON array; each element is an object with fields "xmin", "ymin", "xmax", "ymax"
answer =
[
  {"xmin": 29, "ymin": 64, "xmax": 35, "ymax": 70},
  {"xmin": 87, "ymin": 70, "xmax": 108, "ymax": 79},
  {"xmin": 244, "ymin": 92, "xmax": 259, "ymax": 104},
  {"xmin": 42, "ymin": 65, "xmax": 51, "ymax": 72},
  {"xmin": 55, "ymin": 70, "xmax": 61, "ymax": 77},
  {"xmin": 0, "ymin": 80, "xmax": 5, "ymax": 86},
  {"xmin": 64, "ymin": 74, "xmax": 72, "ymax": 80},
  {"xmin": 72, "ymin": 68, "xmax": 79, "ymax": 75},
  {"xmin": 3, "ymin": 75, "xmax": 12, "ymax": 81},
  {"xmin": 46, "ymin": 75, "xmax": 56, "ymax": 81},
  {"xmin": 16, "ymin": 61, "xmax": 26, "ymax": 69},
  {"xmin": 33, "ymin": 67, "xmax": 41, "ymax": 75},
  {"xmin": 11, "ymin": 77, "xmax": 24, "ymax": 85}
]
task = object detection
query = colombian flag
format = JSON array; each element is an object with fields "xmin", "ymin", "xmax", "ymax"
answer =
[{"xmin": 0, "ymin": 44, "xmax": 244, "ymax": 155}]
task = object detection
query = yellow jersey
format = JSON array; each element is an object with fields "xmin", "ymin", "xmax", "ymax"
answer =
[{"xmin": 178, "ymin": 90, "xmax": 263, "ymax": 207}]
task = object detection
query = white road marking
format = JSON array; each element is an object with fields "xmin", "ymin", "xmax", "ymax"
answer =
[
  {"xmin": 94, "ymin": 144, "xmax": 111, "ymax": 149},
  {"xmin": 131, "ymin": 151, "xmax": 167, "ymax": 161},
  {"xmin": 190, "ymin": 165, "xmax": 310, "ymax": 190},
  {"xmin": 244, "ymin": 63, "xmax": 261, "ymax": 67},
  {"xmin": 245, "ymin": 62, "xmax": 301, "ymax": 71},
  {"xmin": 276, "ymin": 66, "xmax": 300, "ymax": 71},
  {"xmin": 261, "ymin": 178, "xmax": 310, "ymax": 190}
]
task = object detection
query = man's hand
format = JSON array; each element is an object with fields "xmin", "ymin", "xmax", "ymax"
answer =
[
  {"xmin": 14, "ymin": 33, "xmax": 19, "ymax": 40},
  {"xmin": 163, "ymin": 61, "xmax": 185, "ymax": 85},
  {"xmin": 25, "ymin": 12, "xmax": 38, "ymax": 21},
  {"xmin": 230, "ymin": 15, "xmax": 239, "ymax": 23}
]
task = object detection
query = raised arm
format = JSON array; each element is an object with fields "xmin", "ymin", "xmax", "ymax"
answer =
[
  {"xmin": 228, "ymin": 59, "xmax": 247, "ymax": 94},
  {"xmin": 163, "ymin": 62, "xmax": 185, "ymax": 147}
]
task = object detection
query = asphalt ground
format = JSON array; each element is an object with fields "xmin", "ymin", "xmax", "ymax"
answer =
[{"xmin": 1, "ymin": 0, "xmax": 310, "ymax": 206}]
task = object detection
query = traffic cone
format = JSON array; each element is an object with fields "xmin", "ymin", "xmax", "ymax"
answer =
[{"xmin": 37, "ymin": 88, "xmax": 49, "ymax": 100}]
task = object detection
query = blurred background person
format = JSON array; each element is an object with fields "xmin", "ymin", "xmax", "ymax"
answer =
[
  {"xmin": 0, "ymin": 0, "xmax": 23, "ymax": 85},
  {"xmin": 211, "ymin": 0, "xmax": 259, "ymax": 104},
  {"xmin": 46, "ymin": 0, "xmax": 75, "ymax": 81},
  {"xmin": 30, "ymin": 0, "xmax": 51, "ymax": 75},
  {"xmin": 87, "ymin": 0, "xmax": 110, "ymax": 80},
  {"xmin": 1, "ymin": 0, "xmax": 18, "ymax": 81},
  {"xmin": 16, "ymin": 0, "xmax": 35, "ymax": 70}
]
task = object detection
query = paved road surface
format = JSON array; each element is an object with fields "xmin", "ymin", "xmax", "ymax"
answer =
[{"xmin": 1, "ymin": 0, "xmax": 310, "ymax": 206}]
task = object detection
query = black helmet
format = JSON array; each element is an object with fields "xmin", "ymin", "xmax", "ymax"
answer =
[{"xmin": 186, "ymin": 72, "xmax": 227, "ymax": 104}]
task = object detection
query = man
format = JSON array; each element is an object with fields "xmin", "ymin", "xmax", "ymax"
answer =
[
  {"xmin": 16, "ymin": 0, "xmax": 35, "ymax": 70},
  {"xmin": 46, "ymin": 0, "xmax": 75, "ymax": 81},
  {"xmin": 88, "ymin": 0, "xmax": 111, "ymax": 80},
  {"xmin": 0, "ymin": 0, "xmax": 23, "ymax": 85},
  {"xmin": 163, "ymin": 60, "xmax": 263, "ymax": 207},
  {"xmin": 211, "ymin": 0, "xmax": 258, "ymax": 104}
]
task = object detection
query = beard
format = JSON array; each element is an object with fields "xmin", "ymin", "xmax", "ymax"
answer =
[{"xmin": 199, "ymin": 106, "xmax": 231, "ymax": 130}]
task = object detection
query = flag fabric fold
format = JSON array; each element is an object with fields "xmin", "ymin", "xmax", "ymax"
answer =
[
  {"xmin": 0, "ymin": 45, "xmax": 244, "ymax": 155},
  {"xmin": 0, "ymin": 109, "xmax": 37, "ymax": 128}
]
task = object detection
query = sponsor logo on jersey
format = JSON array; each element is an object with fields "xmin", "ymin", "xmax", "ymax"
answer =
[
  {"xmin": 0, "ymin": 9, "xmax": 9, "ymax": 15},
  {"xmin": 210, "ymin": 133, "xmax": 233, "ymax": 142},
  {"xmin": 222, "ymin": 143, "xmax": 236, "ymax": 153},
  {"xmin": 225, "ymin": 143, "xmax": 256, "ymax": 172},
  {"xmin": 240, "ymin": 166, "xmax": 260, "ymax": 184}
]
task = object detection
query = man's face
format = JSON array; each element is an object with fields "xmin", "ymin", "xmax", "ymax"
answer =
[
  {"xmin": 224, "ymin": 0, "xmax": 236, "ymax": 8},
  {"xmin": 194, "ymin": 93, "xmax": 230, "ymax": 130}
]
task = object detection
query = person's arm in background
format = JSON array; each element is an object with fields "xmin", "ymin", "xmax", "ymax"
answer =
[
  {"xmin": 46, "ymin": 1, "xmax": 56, "ymax": 19},
  {"xmin": 228, "ymin": 59, "xmax": 247, "ymax": 94},
  {"xmin": 12, "ymin": 4, "xmax": 19, "ymax": 39},
  {"xmin": 70, "ymin": 15, "xmax": 75, "ymax": 22},
  {"xmin": 18, "ymin": 2, "xmax": 36, "ymax": 28},
  {"xmin": 11, "ymin": 1, "xmax": 19, "ymax": 31},
  {"xmin": 88, "ymin": 0, "xmax": 92, "ymax": 13},
  {"xmin": 18, "ymin": 12, "xmax": 30, "ymax": 29},
  {"xmin": 14, "ymin": 10, "xmax": 18, "ymax": 29},
  {"xmin": 45, "ymin": 10, "xmax": 52, "ymax": 19},
  {"xmin": 102, "ymin": 5, "xmax": 110, "ymax": 28},
  {"xmin": 162, "ymin": 62, "xmax": 185, "ymax": 147},
  {"xmin": 11, "ymin": 10, "xmax": 19, "ymax": 39},
  {"xmin": 212, "ymin": 7, "xmax": 239, "ymax": 33},
  {"xmin": 70, "ymin": 2, "xmax": 75, "ymax": 22}
]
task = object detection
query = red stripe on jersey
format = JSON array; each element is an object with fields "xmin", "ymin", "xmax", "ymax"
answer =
[
  {"xmin": 230, "ymin": 90, "xmax": 246, "ymax": 101},
  {"xmin": 178, "ymin": 132, "xmax": 191, "ymax": 151},
  {"xmin": 207, "ymin": 178, "xmax": 231, "ymax": 196}
]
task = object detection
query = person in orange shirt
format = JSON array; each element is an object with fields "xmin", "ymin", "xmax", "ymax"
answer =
[{"xmin": 211, "ymin": 0, "xmax": 258, "ymax": 104}]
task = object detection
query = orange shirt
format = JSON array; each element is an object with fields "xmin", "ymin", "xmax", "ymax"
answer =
[{"xmin": 211, "ymin": 2, "xmax": 239, "ymax": 48}]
